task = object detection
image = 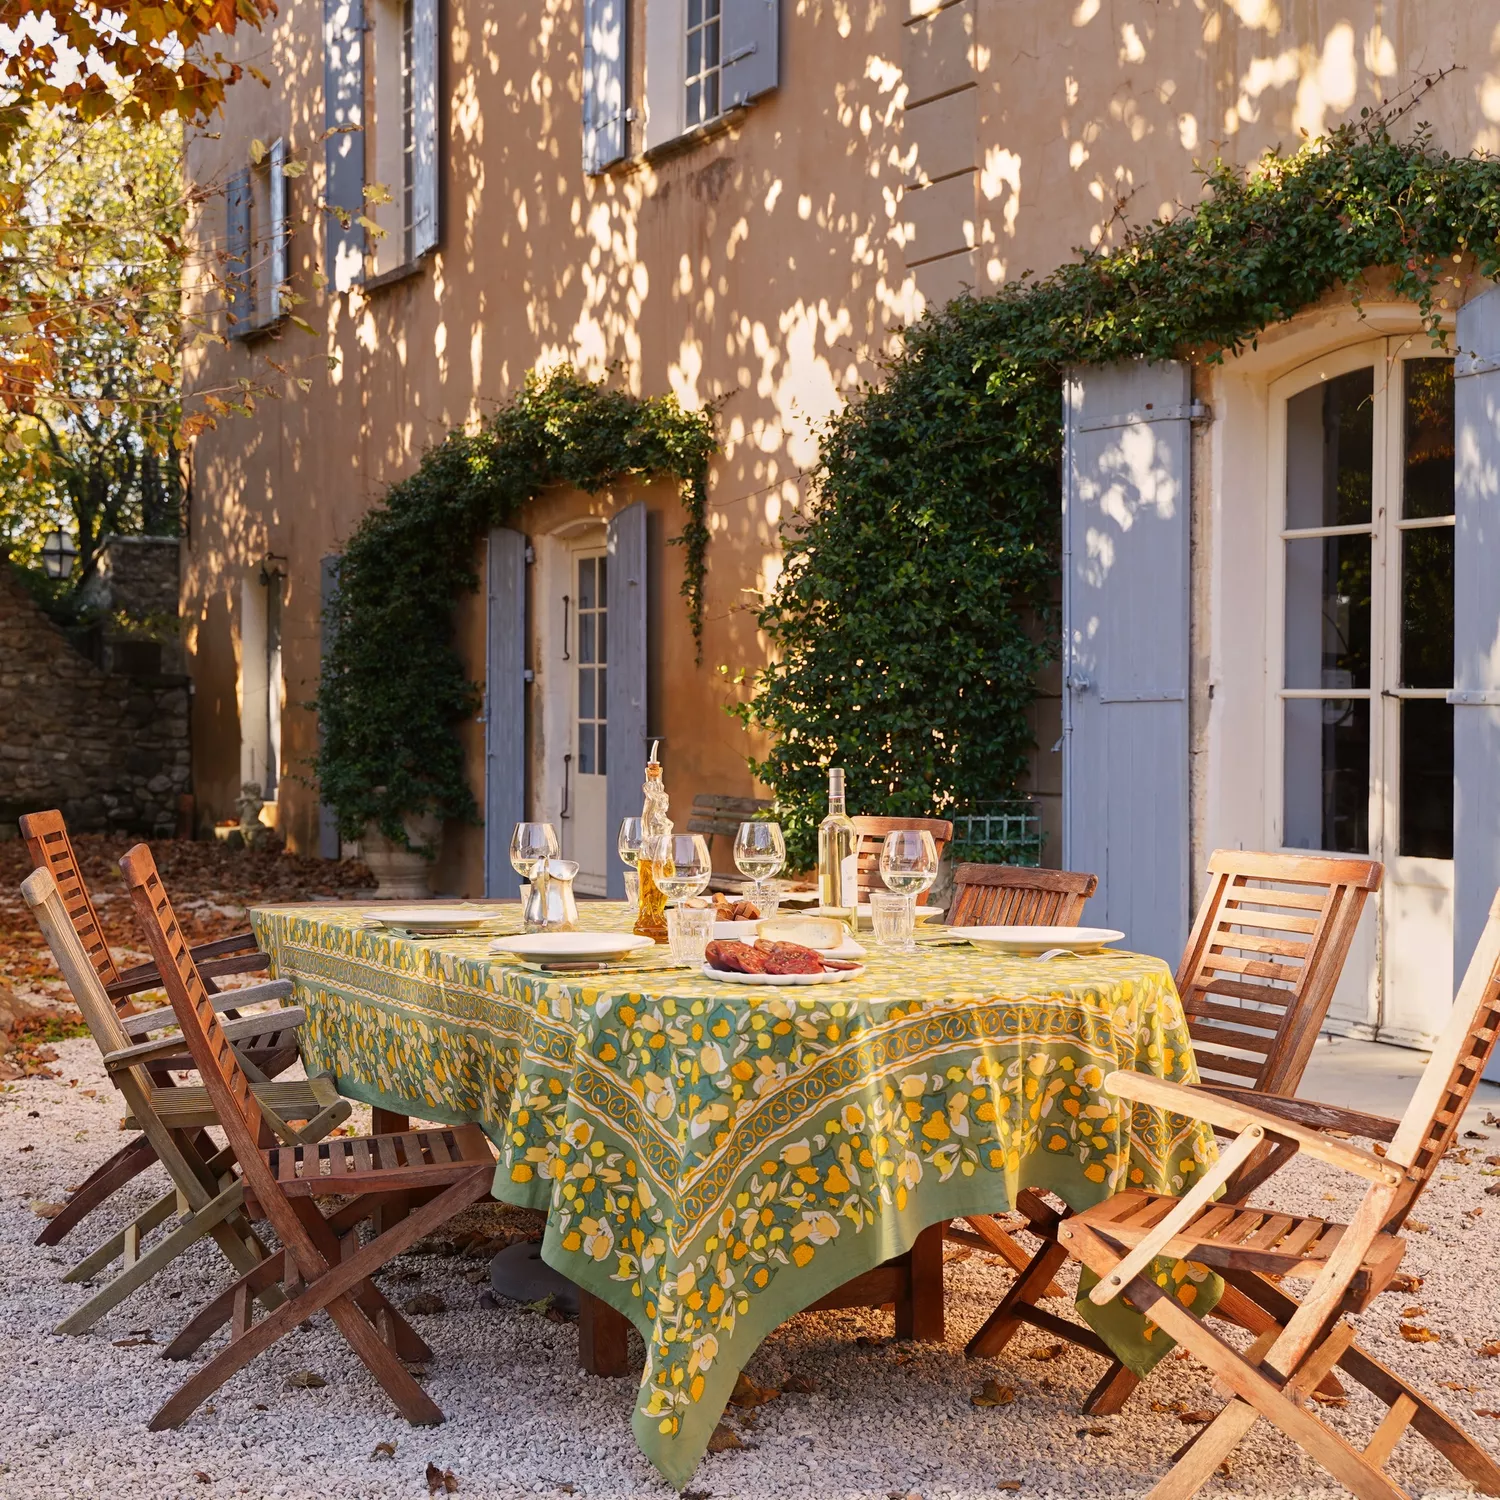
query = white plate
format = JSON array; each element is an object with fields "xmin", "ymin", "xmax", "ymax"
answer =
[
  {"xmin": 490, "ymin": 932, "xmax": 657, "ymax": 962},
  {"xmin": 368, "ymin": 906, "xmax": 506, "ymax": 932},
  {"xmin": 812, "ymin": 904, "xmax": 946, "ymax": 925},
  {"xmin": 701, "ymin": 963, "xmax": 866, "ymax": 986},
  {"xmin": 952, "ymin": 925, "xmax": 1126, "ymax": 956}
]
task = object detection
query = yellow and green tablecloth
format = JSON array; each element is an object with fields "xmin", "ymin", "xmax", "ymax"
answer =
[{"xmin": 251, "ymin": 902, "xmax": 1218, "ymax": 1487}]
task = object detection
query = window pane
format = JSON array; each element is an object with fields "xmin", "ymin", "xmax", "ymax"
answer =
[
  {"xmin": 577, "ymin": 557, "xmax": 595, "ymax": 610},
  {"xmin": 1401, "ymin": 526, "xmax": 1454, "ymax": 688},
  {"xmin": 578, "ymin": 612, "xmax": 596, "ymax": 664},
  {"xmin": 704, "ymin": 69, "xmax": 719, "ymax": 120},
  {"xmin": 687, "ymin": 28, "xmax": 702, "ymax": 76},
  {"xmin": 597, "ymin": 666, "xmax": 607, "ymax": 717},
  {"xmin": 1285, "ymin": 368, "xmax": 1374, "ymax": 528},
  {"xmin": 1284, "ymin": 697, "xmax": 1369, "ymax": 854},
  {"xmin": 1400, "ymin": 699, "xmax": 1454, "ymax": 859},
  {"xmin": 578, "ymin": 723, "xmax": 594, "ymax": 777},
  {"xmin": 578, "ymin": 666, "xmax": 595, "ymax": 720},
  {"xmin": 1403, "ymin": 358, "xmax": 1455, "ymax": 520},
  {"xmin": 707, "ymin": 0, "xmax": 720, "ymax": 15},
  {"xmin": 597, "ymin": 608, "xmax": 608, "ymax": 665},
  {"xmin": 597, "ymin": 555, "xmax": 607, "ymax": 604},
  {"xmin": 1284, "ymin": 534, "xmax": 1371, "ymax": 689},
  {"xmin": 688, "ymin": 0, "xmax": 701, "ymax": 26},
  {"xmin": 686, "ymin": 81, "xmax": 701, "ymax": 126},
  {"xmin": 597, "ymin": 722, "xmax": 607, "ymax": 777}
]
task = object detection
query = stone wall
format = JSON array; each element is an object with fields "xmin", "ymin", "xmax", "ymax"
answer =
[{"xmin": 0, "ymin": 557, "xmax": 191, "ymax": 837}]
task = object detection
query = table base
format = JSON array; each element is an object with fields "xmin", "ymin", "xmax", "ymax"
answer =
[{"xmin": 576, "ymin": 1220, "xmax": 947, "ymax": 1377}]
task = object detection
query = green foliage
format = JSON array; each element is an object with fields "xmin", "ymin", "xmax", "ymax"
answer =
[
  {"xmin": 314, "ymin": 367, "xmax": 715, "ymax": 843},
  {"xmin": 741, "ymin": 119, "xmax": 1500, "ymax": 866}
]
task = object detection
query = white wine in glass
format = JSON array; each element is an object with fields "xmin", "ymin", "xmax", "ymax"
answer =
[
  {"xmin": 733, "ymin": 821, "xmax": 786, "ymax": 910},
  {"xmin": 879, "ymin": 830, "xmax": 938, "ymax": 899},
  {"xmin": 651, "ymin": 833, "xmax": 713, "ymax": 904}
]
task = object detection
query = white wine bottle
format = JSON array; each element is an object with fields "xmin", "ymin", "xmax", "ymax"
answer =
[{"xmin": 817, "ymin": 767, "xmax": 858, "ymax": 919}]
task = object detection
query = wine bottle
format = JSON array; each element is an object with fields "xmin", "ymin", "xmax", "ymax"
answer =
[{"xmin": 817, "ymin": 767, "xmax": 858, "ymax": 919}]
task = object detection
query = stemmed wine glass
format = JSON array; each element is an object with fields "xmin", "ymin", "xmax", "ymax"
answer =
[
  {"xmin": 650, "ymin": 833, "xmax": 713, "ymax": 907},
  {"xmin": 879, "ymin": 830, "xmax": 939, "ymax": 951},
  {"xmin": 733, "ymin": 820, "xmax": 786, "ymax": 914},
  {"xmin": 511, "ymin": 822, "xmax": 560, "ymax": 931},
  {"xmin": 618, "ymin": 817, "xmax": 645, "ymax": 868}
]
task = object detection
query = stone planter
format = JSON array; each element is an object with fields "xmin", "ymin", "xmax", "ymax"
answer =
[{"xmin": 361, "ymin": 814, "xmax": 442, "ymax": 899}]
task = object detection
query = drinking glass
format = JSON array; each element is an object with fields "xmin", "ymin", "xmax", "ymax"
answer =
[
  {"xmin": 511, "ymin": 822, "xmax": 560, "ymax": 932},
  {"xmin": 618, "ymin": 816, "xmax": 646, "ymax": 868},
  {"xmin": 667, "ymin": 904, "xmax": 715, "ymax": 967},
  {"xmin": 879, "ymin": 829, "xmax": 939, "ymax": 942},
  {"xmin": 870, "ymin": 889, "xmax": 917, "ymax": 952},
  {"xmin": 733, "ymin": 820, "xmax": 786, "ymax": 916},
  {"xmin": 650, "ymin": 833, "xmax": 713, "ymax": 906}
]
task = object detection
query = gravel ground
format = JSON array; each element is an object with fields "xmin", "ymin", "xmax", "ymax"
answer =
[{"xmin": 3, "ymin": 1038, "xmax": 1499, "ymax": 1500}]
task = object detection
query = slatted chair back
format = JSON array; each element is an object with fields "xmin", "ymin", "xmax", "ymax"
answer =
[
  {"xmin": 1176, "ymin": 849, "xmax": 1382, "ymax": 1096},
  {"xmin": 118, "ymin": 845, "xmax": 267, "ymax": 1154},
  {"xmin": 948, "ymin": 864, "xmax": 1097, "ymax": 927},
  {"xmin": 19, "ymin": 810, "xmax": 123, "ymax": 991},
  {"xmin": 1382, "ymin": 890, "xmax": 1500, "ymax": 1231},
  {"xmin": 852, "ymin": 816, "xmax": 954, "ymax": 904}
]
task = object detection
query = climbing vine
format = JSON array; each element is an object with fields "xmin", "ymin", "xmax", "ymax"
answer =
[
  {"xmin": 740, "ymin": 117, "xmax": 1500, "ymax": 866},
  {"xmin": 314, "ymin": 367, "xmax": 715, "ymax": 842}
]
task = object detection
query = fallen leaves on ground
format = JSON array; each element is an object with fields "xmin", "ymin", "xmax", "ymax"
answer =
[
  {"xmin": 403, "ymin": 1292, "xmax": 447, "ymax": 1315},
  {"xmin": 1400, "ymin": 1324, "xmax": 1441, "ymax": 1343},
  {"xmin": 997, "ymin": 1484, "xmax": 1022, "ymax": 1493},
  {"xmin": 1440, "ymin": 1381, "xmax": 1478, "ymax": 1391},
  {"xmin": 1311, "ymin": 1393, "xmax": 1349, "ymax": 1408},
  {"xmin": 781, "ymin": 1373, "xmax": 815, "ymax": 1393},
  {"xmin": 971, "ymin": 1380, "xmax": 1016, "ymax": 1408},
  {"xmin": 425, "ymin": 1463, "xmax": 459, "ymax": 1493},
  {"xmin": 112, "ymin": 1332, "xmax": 156, "ymax": 1347},
  {"xmin": 370, "ymin": 1441, "xmax": 396, "ymax": 1460},
  {"xmin": 1025, "ymin": 1342, "xmax": 1065, "ymax": 1361},
  {"xmin": 1406, "ymin": 1220, "xmax": 1431, "ymax": 1233},
  {"xmin": 1150, "ymin": 1399, "xmax": 1187, "ymax": 1414},
  {"xmin": 1402, "ymin": 1305, "xmax": 1429, "ymax": 1317},
  {"xmin": 284, "ymin": 1370, "xmax": 328, "ymax": 1389},
  {"xmin": 728, "ymin": 1372, "xmax": 779, "ymax": 1409},
  {"xmin": 1178, "ymin": 1410, "xmax": 1217, "ymax": 1425},
  {"xmin": 194, "ymin": 1473, "xmax": 211, "ymax": 1484},
  {"xmin": 1076, "ymin": 1426, "xmax": 1113, "ymax": 1438},
  {"xmin": 1392, "ymin": 1273, "xmax": 1424, "ymax": 1294},
  {"xmin": 1479, "ymin": 1340, "xmax": 1500, "ymax": 1357},
  {"xmin": 1477, "ymin": 1410, "xmax": 1500, "ymax": 1419},
  {"xmin": 28, "ymin": 1199, "xmax": 64, "ymax": 1219},
  {"xmin": 706, "ymin": 1424, "xmax": 744, "ymax": 1453}
]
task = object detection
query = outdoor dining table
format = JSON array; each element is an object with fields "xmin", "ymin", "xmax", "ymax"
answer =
[{"xmin": 250, "ymin": 900, "xmax": 1220, "ymax": 1487}]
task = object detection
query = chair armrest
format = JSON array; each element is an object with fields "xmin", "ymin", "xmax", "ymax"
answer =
[
  {"xmin": 104, "ymin": 1008, "xmax": 307, "ymax": 1070},
  {"xmin": 105, "ymin": 949, "xmax": 270, "ymax": 1002},
  {"xmin": 1198, "ymin": 1084, "xmax": 1401, "ymax": 1144},
  {"xmin": 118, "ymin": 979, "xmax": 294, "ymax": 1037},
  {"xmin": 188, "ymin": 932, "xmax": 261, "ymax": 961},
  {"xmin": 1103, "ymin": 1071, "xmax": 1404, "ymax": 1186}
]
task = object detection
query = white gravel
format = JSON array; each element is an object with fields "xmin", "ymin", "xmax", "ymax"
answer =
[{"xmin": 3, "ymin": 1036, "xmax": 1498, "ymax": 1500}]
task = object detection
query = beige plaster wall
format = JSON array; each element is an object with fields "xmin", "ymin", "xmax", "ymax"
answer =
[{"xmin": 182, "ymin": 0, "xmax": 1500, "ymax": 890}]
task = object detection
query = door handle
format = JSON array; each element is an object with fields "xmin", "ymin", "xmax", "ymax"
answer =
[
  {"xmin": 561, "ymin": 753, "xmax": 572, "ymax": 819},
  {"xmin": 562, "ymin": 595, "xmax": 571, "ymax": 661}
]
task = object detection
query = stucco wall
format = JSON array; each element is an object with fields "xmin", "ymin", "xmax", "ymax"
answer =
[{"xmin": 181, "ymin": 0, "xmax": 1500, "ymax": 889}]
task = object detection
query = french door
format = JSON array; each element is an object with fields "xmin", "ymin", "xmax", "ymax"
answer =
[
  {"xmin": 562, "ymin": 545, "xmax": 610, "ymax": 894},
  {"xmin": 1271, "ymin": 338, "xmax": 1455, "ymax": 1043}
]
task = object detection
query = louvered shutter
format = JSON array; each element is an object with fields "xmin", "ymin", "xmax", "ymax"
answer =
[
  {"xmin": 318, "ymin": 555, "xmax": 342, "ymax": 859},
  {"xmin": 268, "ymin": 138, "xmax": 289, "ymax": 319},
  {"xmin": 1452, "ymin": 288, "xmax": 1500, "ymax": 1079},
  {"xmin": 605, "ymin": 502, "xmax": 648, "ymax": 900},
  {"xmin": 582, "ymin": 0, "xmax": 627, "ymax": 174},
  {"xmin": 410, "ymin": 0, "xmax": 440, "ymax": 257},
  {"xmin": 323, "ymin": 0, "xmax": 365, "ymax": 292},
  {"xmin": 486, "ymin": 528, "xmax": 528, "ymax": 897},
  {"xmin": 1062, "ymin": 361, "xmax": 1193, "ymax": 964},
  {"xmin": 225, "ymin": 168, "xmax": 252, "ymax": 334},
  {"xmin": 721, "ymin": 0, "xmax": 779, "ymax": 109}
]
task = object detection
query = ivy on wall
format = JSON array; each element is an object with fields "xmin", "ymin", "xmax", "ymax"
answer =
[
  {"xmin": 740, "ymin": 118, "xmax": 1500, "ymax": 866},
  {"xmin": 314, "ymin": 367, "xmax": 715, "ymax": 842}
]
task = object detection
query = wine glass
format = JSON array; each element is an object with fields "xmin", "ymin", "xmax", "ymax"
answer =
[
  {"xmin": 650, "ymin": 833, "xmax": 713, "ymax": 907},
  {"xmin": 879, "ymin": 830, "xmax": 939, "ymax": 942},
  {"xmin": 733, "ymin": 820, "xmax": 786, "ymax": 914},
  {"xmin": 511, "ymin": 822, "xmax": 559, "ymax": 931},
  {"xmin": 618, "ymin": 816, "xmax": 646, "ymax": 868}
]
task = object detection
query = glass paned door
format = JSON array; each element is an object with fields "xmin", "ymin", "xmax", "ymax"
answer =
[
  {"xmin": 564, "ymin": 547, "xmax": 609, "ymax": 893},
  {"xmin": 1275, "ymin": 341, "xmax": 1456, "ymax": 1042}
]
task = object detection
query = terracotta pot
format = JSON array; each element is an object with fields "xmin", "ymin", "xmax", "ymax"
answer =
[{"xmin": 361, "ymin": 814, "xmax": 442, "ymax": 899}]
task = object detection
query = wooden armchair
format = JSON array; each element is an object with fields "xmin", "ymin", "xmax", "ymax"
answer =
[
  {"xmin": 946, "ymin": 863, "xmax": 1097, "ymax": 927},
  {"xmin": 852, "ymin": 815, "xmax": 954, "ymax": 904},
  {"xmin": 966, "ymin": 849, "xmax": 1384, "ymax": 1413},
  {"xmin": 1043, "ymin": 891, "xmax": 1500, "ymax": 1499}
]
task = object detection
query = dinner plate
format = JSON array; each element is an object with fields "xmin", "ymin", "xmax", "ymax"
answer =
[
  {"xmin": 367, "ymin": 905, "xmax": 507, "ymax": 933},
  {"xmin": 701, "ymin": 963, "xmax": 866, "ymax": 986},
  {"xmin": 952, "ymin": 925, "xmax": 1126, "ymax": 956},
  {"xmin": 490, "ymin": 932, "xmax": 657, "ymax": 962}
]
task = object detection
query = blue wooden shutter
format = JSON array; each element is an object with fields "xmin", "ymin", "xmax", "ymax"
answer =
[
  {"xmin": 582, "ymin": 0, "xmax": 627, "ymax": 174},
  {"xmin": 1062, "ymin": 361, "xmax": 1193, "ymax": 964},
  {"xmin": 1452, "ymin": 288, "xmax": 1500, "ymax": 1078},
  {"xmin": 410, "ymin": 0, "xmax": 440, "ymax": 258},
  {"xmin": 268, "ymin": 138, "xmax": 289, "ymax": 319},
  {"xmin": 486, "ymin": 528, "xmax": 527, "ymax": 897},
  {"xmin": 318, "ymin": 555, "xmax": 342, "ymax": 859},
  {"xmin": 721, "ymin": 0, "xmax": 779, "ymax": 109},
  {"xmin": 605, "ymin": 502, "xmax": 648, "ymax": 900},
  {"xmin": 323, "ymin": 0, "xmax": 365, "ymax": 292},
  {"xmin": 225, "ymin": 168, "xmax": 252, "ymax": 333}
]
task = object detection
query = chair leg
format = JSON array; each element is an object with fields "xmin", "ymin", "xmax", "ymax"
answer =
[
  {"xmin": 1083, "ymin": 1360, "xmax": 1141, "ymax": 1415},
  {"xmin": 967, "ymin": 1240, "xmax": 1069, "ymax": 1358},
  {"xmin": 64, "ymin": 1185, "xmax": 184, "ymax": 1282},
  {"xmin": 35, "ymin": 1136, "xmax": 159, "ymax": 1247}
]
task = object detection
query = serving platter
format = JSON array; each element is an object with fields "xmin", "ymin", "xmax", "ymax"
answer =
[
  {"xmin": 951, "ymin": 925, "xmax": 1125, "ymax": 956},
  {"xmin": 701, "ymin": 963, "xmax": 866, "ymax": 986},
  {"xmin": 366, "ymin": 905, "xmax": 508, "ymax": 934},
  {"xmin": 490, "ymin": 932, "xmax": 656, "ymax": 963}
]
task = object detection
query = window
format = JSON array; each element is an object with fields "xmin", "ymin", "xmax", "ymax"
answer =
[
  {"xmin": 684, "ymin": 0, "xmax": 721, "ymax": 129},
  {"xmin": 368, "ymin": 0, "xmax": 434, "ymax": 277},
  {"xmin": 225, "ymin": 141, "xmax": 288, "ymax": 339},
  {"xmin": 241, "ymin": 565, "xmax": 285, "ymax": 801},
  {"xmin": 575, "ymin": 555, "xmax": 609, "ymax": 778},
  {"xmin": 1278, "ymin": 349, "xmax": 1455, "ymax": 861}
]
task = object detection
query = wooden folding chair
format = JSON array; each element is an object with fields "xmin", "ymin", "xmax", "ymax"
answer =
[
  {"xmin": 851, "ymin": 815, "xmax": 954, "ymax": 904},
  {"xmin": 1044, "ymin": 890, "xmax": 1500, "ymax": 1499},
  {"xmin": 117, "ymin": 844, "xmax": 497, "ymax": 1430},
  {"xmin": 23, "ymin": 866, "xmax": 351, "ymax": 1334},
  {"xmin": 20, "ymin": 809, "xmax": 303, "ymax": 1249},
  {"xmin": 967, "ymin": 849, "xmax": 1383, "ymax": 1410}
]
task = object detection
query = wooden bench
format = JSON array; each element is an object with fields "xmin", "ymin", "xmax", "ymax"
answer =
[{"xmin": 685, "ymin": 791, "xmax": 774, "ymax": 892}]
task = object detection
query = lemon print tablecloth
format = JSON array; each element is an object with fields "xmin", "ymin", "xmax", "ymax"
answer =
[{"xmin": 251, "ymin": 901, "xmax": 1218, "ymax": 1487}]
